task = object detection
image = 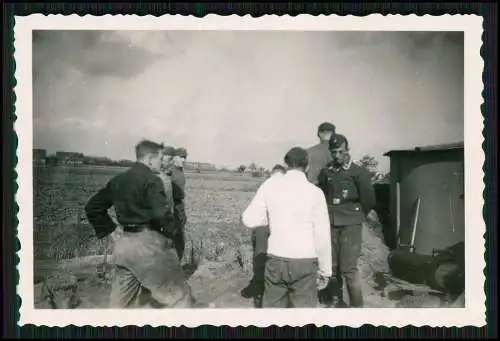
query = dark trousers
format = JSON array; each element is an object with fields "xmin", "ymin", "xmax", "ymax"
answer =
[
  {"xmin": 251, "ymin": 226, "xmax": 270, "ymax": 291},
  {"xmin": 263, "ymin": 255, "xmax": 319, "ymax": 308},
  {"xmin": 329, "ymin": 224, "xmax": 363, "ymax": 307},
  {"xmin": 172, "ymin": 220, "xmax": 186, "ymax": 261}
]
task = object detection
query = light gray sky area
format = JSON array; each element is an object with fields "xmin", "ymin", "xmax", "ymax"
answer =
[{"xmin": 33, "ymin": 30, "xmax": 464, "ymax": 172}]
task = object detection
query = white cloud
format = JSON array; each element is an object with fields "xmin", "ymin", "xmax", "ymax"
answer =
[{"xmin": 33, "ymin": 31, "xmax": 464, "ymax": 171}]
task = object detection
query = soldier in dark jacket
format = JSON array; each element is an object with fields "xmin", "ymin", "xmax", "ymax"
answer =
[
  {"xmin": 317, "ymin": 134, "xmax": 376, "ymax": 307},
  {"xmin": 85, "ymin": 140, "xmax": 191, "ymax": 308},
  {"xmin": 170, "ymin": 147, "xmax": 188, "ymax": 262}
]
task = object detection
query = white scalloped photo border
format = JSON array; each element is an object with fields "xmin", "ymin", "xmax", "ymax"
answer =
[{"xmin": 14, "ymin": 14, "xmax": 486, "ymax": 328}]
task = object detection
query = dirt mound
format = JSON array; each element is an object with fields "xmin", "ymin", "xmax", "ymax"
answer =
[
  {"xmin": 359, "ymin": 214, "xmax": 392, "ymax": 305},
  {"xmin": 187, "ymin": 259, "xmax": 253, "ymax": 308},
  {"xmin": 35, "ymin": 214, "xmax": 447, "ymax": 309}
]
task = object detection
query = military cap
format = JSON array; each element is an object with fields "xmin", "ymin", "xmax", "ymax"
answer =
[
  {"xmin": 284, "ymin": 147, "xmax": 309, "ymax": 168},
  {"xmin": 162, "ymin": 145, "xmax": 177, "ymax": 156},
  {"xmin": 174, "ymin": 147, "xmax": 188, "ymax": 158},
  {"xmin": 329, "ymin": 133, "xmax": 349, "ymax": 150},
  {"xmin": 317, "ymin": 122, "xmax": 336, "ymax": 133}
]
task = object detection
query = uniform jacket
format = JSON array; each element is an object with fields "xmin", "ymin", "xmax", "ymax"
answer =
[
  {"xmin": 317, "ymin": 159, "xmax": 376, "ymax": 227},
  {"xmin": 306, "ymin": 142, "xmax": 333, "ymax": 185},
  {"xmin": 85, "ymin": 162, "xmax": 175, "ymax": 239},
  {"xmin": 157, "ymin": 171, "xmax": 175, "ymax": 215},
  {"xmin": 170, "ymin": 166, "xmax": 187, "ymax": 226}
]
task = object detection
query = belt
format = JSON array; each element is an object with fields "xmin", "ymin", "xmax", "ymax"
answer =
[
  {"xmin": 122, "ymin": 223, "xmax": 174, "ymax": 237},
  {"xmin": 329, "ymin": 199, "xmax": 360, "ymax": 206},
  {"xmin": 122, "ymin": 223, "xmax": 150, "ymax": 233}
]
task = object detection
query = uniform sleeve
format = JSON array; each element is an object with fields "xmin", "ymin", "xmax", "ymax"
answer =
[
  {"xmin": 171, "ymin": 178, "xmax": 185, "ymax": 203},
  {"xmin": 312, "ymin": 189, "xmax": 333, "ymax": 278},
  {"xmin": 145, "ymin": 175, "xmax": 175, "ymax": 234},
  {"xmin": 85, "ymin": 181, "xmax": 117, "ymax": 239},
  {"xmin": 241, "ymin": 182, "xmax": 269, "ymax": 228},
  {"xmin": 357, "ymin": 167, "xmax": 376, "ymax": 215},
  {"xmin": 317, "ymin": 169, "xmax": 328, "ymax": 195}
]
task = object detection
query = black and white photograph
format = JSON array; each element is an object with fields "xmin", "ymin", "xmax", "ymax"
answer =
[{"xmin": 15, "ymin": 15, "xmax": 485, "ymax": 327}]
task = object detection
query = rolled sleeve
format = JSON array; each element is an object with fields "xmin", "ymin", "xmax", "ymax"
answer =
[{"xmin": 312, "ymin": 189, "xmax": 333, "ymax": 277}]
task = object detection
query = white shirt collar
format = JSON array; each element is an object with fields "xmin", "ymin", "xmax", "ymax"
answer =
[{"xmin": 285, "ymin": 169, "xmax": 307, "ymax": 179}]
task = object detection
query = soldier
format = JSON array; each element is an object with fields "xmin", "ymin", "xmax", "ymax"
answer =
[
  {"xmin": 306, "ymin": 122, "xmax": 336, "ymax": 185},
  {"xmin": 170, "ymin": 147, "xmax": 188, "ymax": 262},
  {"xmin": 158, "ymin": 145, "xmax": 177, "ymax": 217},
  {"xmin": 242, "ymin": 148, "xmax": 332, "ymax": 308},
  {"xmin": 240, "ymin": 164, "xmax": 286, "ymax": 307},
  {"xmin": 317, "ymin": 134, "xmax": 376, "ymax": 308},
  {"xmin": 85, "ymin": 139, "xmax": 190, "ymax": 309}
]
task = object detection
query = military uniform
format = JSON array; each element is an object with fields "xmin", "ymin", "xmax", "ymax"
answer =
[
  {"xmin": 170, "ymin": 164, "xmax": 187, "ymax": 262},
  {"xmin": 306, "ymin": 142, "xmax": 333, "ymax": 185},
  {"xmin": 159, "ymin": 145, "xmax": 177, "ymax": 216},
  {"xmin": 306, "ymin": 122, "xmax": 335, "ymax": 185},
  {"xmin": 157, "ymin": 171, "xmax": 175, "ymax": 216},
  {"xmin": 85, "ymin": 162, "xmax": 190, "ymax": 308},
  {"xmin": 318, "ymin": 155, "xmax": 376, "ymax": 307}
]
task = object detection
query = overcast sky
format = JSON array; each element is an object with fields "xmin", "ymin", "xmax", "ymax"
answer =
[{"xmin": 33, "ymin": 30, "xmax": 464, "ymax": 172}]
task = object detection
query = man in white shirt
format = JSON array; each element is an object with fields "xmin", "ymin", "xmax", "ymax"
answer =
[
  {"xmin": 241, "ymin": 147, "xmax": 332, "ymax": 308},
  {"xmin": 240, "ymin": 164, "xmax": 286, "ymax": 307}
]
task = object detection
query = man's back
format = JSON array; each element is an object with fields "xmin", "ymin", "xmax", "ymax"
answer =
[
  {"xmin": 242, "ymin": 170, "xmax": 331, "ymax": 261},
  {"xmin": 108, "ymin": 163, "xmax": 163, "ymax": 225},
  {"xmin": 85, "ymin": 162, "xmax": 174, "ymax": 238}
]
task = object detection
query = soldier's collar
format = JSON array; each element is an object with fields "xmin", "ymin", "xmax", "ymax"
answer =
[
  {"xmin": 328, "ymin": 158, "xmax": 352, "ymax": 171},
  {"xmin": 343, "ymin": 157, "xmax": 353, "ymax": 170}
]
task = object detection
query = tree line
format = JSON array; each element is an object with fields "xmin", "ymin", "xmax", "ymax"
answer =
[{"xmin": 235, "ymin": 155, "xmax": 389, "ymax": 182}]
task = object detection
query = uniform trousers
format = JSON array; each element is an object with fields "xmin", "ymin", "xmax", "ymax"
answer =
[{"xmin": 329, "ymin": 224, "xmax": 363, "ymax": 307}]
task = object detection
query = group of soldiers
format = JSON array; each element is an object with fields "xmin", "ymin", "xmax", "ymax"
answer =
[
  {"xmin": 241, "ymin": 122, "xmax": 376, "ymax": 308},
  {"xmin": 84, "ymin": 121, "xmax": 376, "ymax": 309}
]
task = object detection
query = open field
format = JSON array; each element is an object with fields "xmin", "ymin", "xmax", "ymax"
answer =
[
  {"xmin": 33, "ymin": 165, "xmax": 454, "ymax": 309},
  {"xmin": 34, "ymin": 165, "xmax": 261, "ymax": 261}
]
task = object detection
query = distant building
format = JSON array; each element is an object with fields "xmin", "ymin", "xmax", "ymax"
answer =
[
  {"xmin": 117, "ymin": 159, "xmax": 135, "ymax": 167},
  {"xmin": 83, "ymin": 155, "xmax": 113, "ymax": 166},
  {"xmin": 184, "ymin": 161, "xmax": 217, "ymax": 172},
  {"xmin": 55, "ymin": 151, "xmax": 84, "ymax": 165},
  {"xmin": 33, "ymin": 149, "xmax": 47, "ymax": 165},
  {"xmin": 383, "ymin": 142, "xmax": 464, "ymax": 256}
]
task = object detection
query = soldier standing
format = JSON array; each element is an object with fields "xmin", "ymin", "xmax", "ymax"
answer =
[
  {"xmin": 158, "ymin": 145, "xmax": 177, "ymax": 217},
  {"xmin": 306, "ymin": 122, "xmax": 336, "ymax": 185},
  {"xmin": 317, "ymin": 134, "xmax": 376, "ymax": 308},
  {"xmin": 85, "ymin": 140, "xmax": 190, "ymax": 308},
  {"xmin": 170, "ymin": 147, "xmax": 188, "ymax": 262}
]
